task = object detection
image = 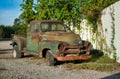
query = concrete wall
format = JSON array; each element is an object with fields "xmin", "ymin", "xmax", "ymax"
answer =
[
  {"xmin": 101, "ymin": 1, "xmax": 120, "ymax": 63},
  {"xmin": 75, "ymin": 1, "xmax": 120, "ymax": 63}
]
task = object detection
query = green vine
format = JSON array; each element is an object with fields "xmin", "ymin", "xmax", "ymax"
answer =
[
  {"xmin": 110, "ymin": 6, "xmax": 116, "ymax": 60},
  {"xmin": 81, "ymin": 0, "xmax": 118, "ymax": 33}
]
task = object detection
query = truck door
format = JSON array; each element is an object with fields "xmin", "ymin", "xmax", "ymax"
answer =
[{"xmin": 27, "ymin": 22, "xmax": 40, "ymax": 53}]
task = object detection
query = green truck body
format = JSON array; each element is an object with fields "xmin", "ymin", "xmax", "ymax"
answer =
[{"xmin": 11, "ymin": 20, "xmax": 92, "ymax": 66}]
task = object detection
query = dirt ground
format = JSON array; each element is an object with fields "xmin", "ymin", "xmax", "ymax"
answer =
[
  {"xmin": 0, "ymin": 41, "xmax": 120, "ymax": 79},
  {"xmin": 0, "ymin": 41, "xmax": 12, "ymax": 50}
]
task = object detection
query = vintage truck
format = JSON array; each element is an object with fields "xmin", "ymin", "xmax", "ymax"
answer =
[{"xmin": 10, "ymin": 20, "xmax": 93, "ymax": 66}]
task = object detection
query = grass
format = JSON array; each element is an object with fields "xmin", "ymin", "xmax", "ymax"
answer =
[{"xmin": 62, "ymin": 50, "xmax": 120, "ymax": 72}]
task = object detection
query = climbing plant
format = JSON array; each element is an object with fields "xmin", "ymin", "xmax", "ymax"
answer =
[
  {"xmin": 110, "ymin": 6, "xmax": 116, "ymax": 60},
  {"xmin": 80, "ymin": 0, "xmax": 118, "ymax": 32}
]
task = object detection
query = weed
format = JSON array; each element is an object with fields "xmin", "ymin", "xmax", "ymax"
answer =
[{"xmin": 62, "ymin": 50, "xmax": 120, "ymax": 72}]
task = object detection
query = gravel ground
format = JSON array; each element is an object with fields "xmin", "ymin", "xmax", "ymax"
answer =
[
  {"xmin": 0, "ymin": 41, "xmax": 120, "ymax": 79},
  {"xmin": 0, "ymin": 41, "xmax": 12, "ymax": 50}
]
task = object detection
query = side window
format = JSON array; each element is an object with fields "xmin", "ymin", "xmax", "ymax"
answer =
[
  {"xmin": 29, "ymin": 23, "xmax": 34, "ymax": 32},
  {"xmin": 41, "ymin": 23, "xmax": 49, "ymax": 32},
  {"xmin": 30, "ymin": 22, "xmax": 39, "ymax": 32},
  {"xmin": 34, "ymin": 23, "xmax": 39, "ymax": 32},
  {"xmin": 51, "ymin": 24, "xmax": 56, "ymax": 30},
  {"xmin": 57, "ymin": 24, "xmax": 65, "ymax": 30}
]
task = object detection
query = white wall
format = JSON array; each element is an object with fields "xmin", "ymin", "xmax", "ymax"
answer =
[
  {"xmin": 74, "ymin": 1, "xmax": 120, "ymax": 63},
  {"xmin": 101, "ymin": 1, "xmax": 120, "ymax": 63}
]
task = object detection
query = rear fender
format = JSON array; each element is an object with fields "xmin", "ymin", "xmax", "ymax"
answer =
[{"xmin": 11, "ymin": 35, "xmax": 26, "ymax": 51}]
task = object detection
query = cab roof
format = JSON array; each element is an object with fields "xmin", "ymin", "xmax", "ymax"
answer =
[{"xmin": 30, "ymin": 20, "xmax": 62, "ymax": 24}]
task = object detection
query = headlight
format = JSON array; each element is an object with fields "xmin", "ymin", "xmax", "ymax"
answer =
[{"xmin": 78, "ymin": 40, "xmax": 83, "ymax": 44}]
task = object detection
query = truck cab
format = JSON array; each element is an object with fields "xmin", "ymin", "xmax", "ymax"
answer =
[{"xmin": 11, "ymin": 20, "xmax": 92, "ymax": 66}]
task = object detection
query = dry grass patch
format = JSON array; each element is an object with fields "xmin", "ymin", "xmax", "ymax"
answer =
[{"xmin": 62, "ymin": 51, "xmax": 120, "ymax": 72}]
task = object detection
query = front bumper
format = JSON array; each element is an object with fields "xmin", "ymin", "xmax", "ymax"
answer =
[{"xmin": 55, "ymin": 55, "xmax": 92, "ymax": 61}]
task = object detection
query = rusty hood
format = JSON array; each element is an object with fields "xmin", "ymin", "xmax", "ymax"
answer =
[{"xmin": 42, "ymin": 31, "xmax": 82, "ymax": 45}]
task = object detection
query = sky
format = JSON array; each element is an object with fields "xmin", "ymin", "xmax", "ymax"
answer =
[{"xmin": 0, "ymin": 0, "xmax": 23, "ymax": 26}]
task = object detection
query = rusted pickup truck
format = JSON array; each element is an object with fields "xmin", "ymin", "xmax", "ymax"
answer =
[{"xmin": 11, "ymin": 20, "xmax": 93, "ymax": 66}]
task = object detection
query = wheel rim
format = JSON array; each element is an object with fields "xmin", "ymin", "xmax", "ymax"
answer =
[{"xmin": 13, "ymin": 49, "xmax": 17, "ymax": 58}]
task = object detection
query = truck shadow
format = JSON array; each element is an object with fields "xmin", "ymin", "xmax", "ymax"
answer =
[
  {"xmin": 101, "ymin": 72, "xmax": 120, "ymax": 79},
  {"xmin": 0, "ymin": 49, "xmax": 12, "ymax": 54},
  {"xmin": 89, "ymin": 49, "xmax": 104, "ymax": 62},
  {"xmin": 23, "ymin": 54, "xmax": 35, "ymax": 58}
]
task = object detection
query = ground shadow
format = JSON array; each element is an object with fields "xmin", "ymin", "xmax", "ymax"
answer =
[
  {"xmin": 0, "ymin": 49, "xmax": 34, "ymax": 59},
  {"xmin": 101, "ymin": 72, "xmax": 120, "ymax": 79},
  {"xmin": 89, "ymin": 49, "xmax": 104, "ymax": 62},
  {"xmin": 23, "ymin": 54, "xmax": 35, "ymax": 58},
  {"xmin": 0, "ymin": 49, "xmax": 12, "ymax": 53}
]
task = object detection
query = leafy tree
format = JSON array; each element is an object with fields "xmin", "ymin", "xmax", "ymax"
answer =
[
  {"xmin": 20, "ymin": 0, "xmax": 35, "ymax": 24},
  {"xmin": 13, "ymin": 0, "xmax": 35, "ymax": 36},
  {"xmin": 0, "ymin": 25, "xmax": 14, "ymax": 38},
  {"xmin": 34, "ymin": 0, "xmax": 82, "ymax": 29},
  {"xmin": 34, "ymin": 0, "xmax": 118, "ymax": 31},
  {"xmin": 14, "ymin": 18, "xmax": 22, "ymax": 26},
  {"xmin": 18, "ymin": 0, "xmax": 118, "ymax": 33},
  {"xmin": 0, "ymin": 25, "xmax": 3, "ymax": 38},
  {"xmin": 13, "ymin": 18, "xmax": 27, "ymax": 36},
  {"xmin": 3, "ymin": 26, "xmax": 14, "ymax": 38}
]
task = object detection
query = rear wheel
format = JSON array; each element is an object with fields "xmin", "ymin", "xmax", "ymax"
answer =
[
  {"xmin": 46, "ymin": 50, "xmax": 55, "ymax": 66},
  {"xmin": 13, "ymin": 45, "xmax": 23, "ymax": 58}
]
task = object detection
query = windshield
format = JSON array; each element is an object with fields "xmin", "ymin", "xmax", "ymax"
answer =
[{"xmin": 40, "ymin": 22, "xmax": 65, "ymax": 32}]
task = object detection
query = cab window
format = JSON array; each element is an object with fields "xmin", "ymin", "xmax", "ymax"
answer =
[
  {"xmin": 29, "ymin": 22, "xmax": 39, "ymax": 32},
  {"xmin": 41, "ymin": 23, "xmax": 49, "ymax": 32}
]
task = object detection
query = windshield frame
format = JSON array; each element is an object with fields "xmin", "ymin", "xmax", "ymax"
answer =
[{"xmin": 40, "ymin": 22, "xmax": 66, "ymax": 32}]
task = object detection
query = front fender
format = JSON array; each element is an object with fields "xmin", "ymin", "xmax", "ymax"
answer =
[{"xmin": 39, "ymin": 40, "xmax": 60, "ymax": 54}]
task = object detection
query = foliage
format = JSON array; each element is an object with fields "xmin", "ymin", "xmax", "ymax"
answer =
[
  {"xmin": 0, "ymin": 25, "xmax": 14, "ymax": 38},
  {"xmin": 12, "ymin": 0, "xmax": 118, "ymax": 35},
  {"xmin": 0, "ymin": 26, "xmax": 3, "ymax": 38},
  {"xmin": 80, "ymin": 0, "xmax": 118, "ymax": 32},
  {"xmin": 12, "ymin": 18, "xmax": 27, "ymax": 36},
  {"xmin": 20, "ymin": 0, "xmax": 35, "ymax": 24},
  {"xmin": 33, "ymin": 0, "xmax": 118, "ymax": 31},
  {"xmin": 34, "ymin": 0, "xmax": 82, "ymax": 29},
  {"xmin": 10, "ymin": 0, "xmax": 34, "ymax": 36}
]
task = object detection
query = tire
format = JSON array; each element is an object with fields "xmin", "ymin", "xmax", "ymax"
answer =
[
  {"xmin": 86, "ymin": 44, "xmax": 93, "ymax": 55},
  {"xmin": 13, "ymin": 45, "xmax": 23, "ymax": 58},
  {"xmin": 46, "ymin": 50, "xmax": 55, "ymax": 66}
]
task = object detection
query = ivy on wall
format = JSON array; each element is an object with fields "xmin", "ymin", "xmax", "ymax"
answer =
[
  {"xmin": 81, "ymin": 0, "xmax": 118, "ymax": 32},
  {"xmin": 110, "ymin": 6, "xmax": 116, "ymax": 60}
]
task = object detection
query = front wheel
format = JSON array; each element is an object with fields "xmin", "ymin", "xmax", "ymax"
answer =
[{"xmin": 46, "ymin": 50, "xmax": 55, "ymax": 66}]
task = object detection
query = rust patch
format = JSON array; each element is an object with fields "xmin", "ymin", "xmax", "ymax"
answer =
[
  {"xmin": 55, "ymin": 55, "xmax": 92, "ymax": 61},
  {"xmin": 56, "ymin": 41, "xmax": 92, "ymax": 61},
  {"xmin": 13, "ymin": 34, "xmax": 26, "ymax": 47},
  {"xmin": 58, "ymin": 42, "xmax": 91, "ymax": 54},
  {"xmin": 28, "ymin": 32, "xmax": 42, "ymax": 42}
]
